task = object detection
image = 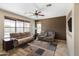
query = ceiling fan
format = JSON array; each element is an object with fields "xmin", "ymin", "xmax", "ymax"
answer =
[{"xmin": 25, "ymin": 4, "xmax": 52, "ymax": 17}]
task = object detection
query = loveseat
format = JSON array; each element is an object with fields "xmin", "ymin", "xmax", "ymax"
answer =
[
  {"xmin": 38, "ymin": 31, "xmax": 55, "ymax": 42},
  {"xmin": 10, "ymin": 32, "xmax": 34, "ymax": 46}
]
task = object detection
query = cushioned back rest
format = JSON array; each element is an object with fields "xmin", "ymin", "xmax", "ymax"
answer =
[
  {"xmin": 40, "ymin": 32, "xmax": 47, "ymax": 37},
  {"xmin": 25, "ymin": 32, "xmax": 31, "ymax": 37},
  {"xmin": 20, "ymin": 33, "xmax": 26, "ymax": 38},
  {"xmin": 10, "ymin": 32, "xmax": 31, "ymax": 39},
  {"xmin": 47, "ymin": 31, "xmax": 55, "ymax": 39},
  {"xmin": 10, "ymin": 33, "xmax": 20, "ymax": 39},
  {"xmin": 19, "ymin": 32, "xmax": 30, "ymax": 38}
]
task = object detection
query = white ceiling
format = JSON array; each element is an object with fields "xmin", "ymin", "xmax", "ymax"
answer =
[{"xmin": 0, "ymin": 3, "xmax": 72, "ymax": 20}]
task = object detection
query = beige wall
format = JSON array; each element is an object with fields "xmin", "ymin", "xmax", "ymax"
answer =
[
  {"xmin": 36, "ymin": 16, "xmax": 66, "ymax": 40},
  {"xmin": 74, "ymin": 3, "xmax": 79, "ymax": 56},
  {"xmin": 66, "ymin": 8, "xmax": 74, "ymax": 56},
  {"xmin": 0, "ymin": 11, "xmax": 4, "ymax": 51},
  {"xmin": 0, "ymin": 9, "xmax": 35, "ymax": 50},
  {"xmin": 66, "ymin": 3, "xmax": 79, "ymax": 56}
]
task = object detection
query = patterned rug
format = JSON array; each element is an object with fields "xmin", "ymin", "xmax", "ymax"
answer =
[
  {"xmin": 28, "ymin": 40, "xmax": 57, "ymax": 50},
  {"xmin": 14, "ymin": 40, "xmax": 57, "ymax": 56}
]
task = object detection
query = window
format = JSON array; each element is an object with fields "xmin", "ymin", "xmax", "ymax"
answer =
[
  {"xmin": 24, "ymin": 22, "xmax": 30, "ymax": 32},
  {"xmin": 4, "ymin": 17, "xmax": 30, "ymax": 38},
  {"xmin": 16, "ymin": 21, "xmax": 23, "ymax": 33},
  {"xmin": 4, "ymin": 19, "xmax": 15, "ymax": 38},
  {"xmin": 37, "ymin": 23, "xmax": 41, "ymax": 34}
]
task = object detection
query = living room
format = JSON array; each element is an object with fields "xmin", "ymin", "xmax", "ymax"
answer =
[{"xmin": 0, "ymin": 3, "xmax": 79, "ymax": 56}]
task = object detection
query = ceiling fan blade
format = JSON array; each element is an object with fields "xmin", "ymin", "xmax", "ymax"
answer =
[
  {"xmin": 35, "ymin": 10, "xmax": 38, "ymax": 13},
  {"xmin": 38, "ymin": 11, "xmax": 41, "ymax": 13},
  {"xmin": 38, "ymin": 14, "xmax": 44, "ymax": 16}
]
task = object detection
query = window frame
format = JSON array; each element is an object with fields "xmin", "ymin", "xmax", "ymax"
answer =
[
  {"xmin": 16, "ymin": 21, "xmax": 24, "ymax": 33},
  {"xmin": 4, "ymin": 19, "xmax": 16, "ymax": 38},
  {"xmin": 24, "ymin": 22, "xmax": 30, "ymax": 32},
  {"xmin": 37, "ymin": 23, "xmax": 41, "ymax": 34},
  {"xmin": 4, "ymin": 17, "xmax": 30, "ymax": 38}
]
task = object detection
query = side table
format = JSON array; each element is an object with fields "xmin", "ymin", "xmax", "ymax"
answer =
[{"xmin": 3, "ymin": 38, "xmax": 14, "ymax": 51}]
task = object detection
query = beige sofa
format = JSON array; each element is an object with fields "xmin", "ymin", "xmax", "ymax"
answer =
[{"xmin": 10, "ymin": 32, "xmax": 34, "ymax": 46}]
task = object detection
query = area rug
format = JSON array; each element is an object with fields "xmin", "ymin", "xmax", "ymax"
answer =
[
  {"xmin": 48, "ymin": 43, "xmax": 57, "ymax": 51},
  {"xmin": 35, "ymin": 48, "xmax": 45, "ymax": 55}
]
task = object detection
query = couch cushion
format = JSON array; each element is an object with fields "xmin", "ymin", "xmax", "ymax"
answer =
[
  {"xmin": 10, "ymin": 33, "xmax": 21, "ymax": 39},
  {"xmin": 10, "ymin": 32, "xmax": 33, "ymax": 45},
  {"xmin": 20, "ymin": 33, "xmax": 26, "ymax": 38},
  {"xmin": 25, "ymin": 32, "xmax": 31, "ymax": 37},
  {"xmin": 17, "ymin": 36, "xmax": 33, "ymax": 45},
  {"xmin": 10, "ymin": 32, "xmax": 31, "ymax": 39}
]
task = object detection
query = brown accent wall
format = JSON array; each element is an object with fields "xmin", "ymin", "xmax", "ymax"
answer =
[{"xmin": 36, "ymin": 16, "xmax": 66, "ymax": 40}]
